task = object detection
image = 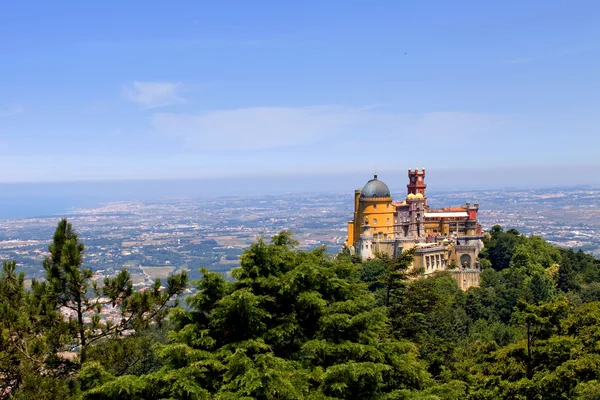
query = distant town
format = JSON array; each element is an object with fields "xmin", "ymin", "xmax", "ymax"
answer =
[{"xmin": 1, "ymin": 187, "xmax": 599, "ymax": 287}]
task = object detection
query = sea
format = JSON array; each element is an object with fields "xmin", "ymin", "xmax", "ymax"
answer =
[{"xmin": 0, "ymin": 196, "xmax": 95, "ymax": 220}]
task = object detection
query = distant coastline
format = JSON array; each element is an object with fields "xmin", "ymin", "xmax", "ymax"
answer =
[{"xmin": 0, "ymin": 196, "xmax": 103, "ymax": 220}]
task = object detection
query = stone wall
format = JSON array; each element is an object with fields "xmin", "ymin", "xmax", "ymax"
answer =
[{"xmin": 449, "ymin": 269, "xmax": 481, "ymax": 291}]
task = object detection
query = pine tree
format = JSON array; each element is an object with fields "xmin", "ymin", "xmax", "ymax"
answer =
[
  {"xmin": 0, "ymin": 260, "xmax": 68, "ymax": 397},
  {"xmin": 43, "ymin": 218, "xmax": 188, "ymax": 363},
  {"xmin": 557, "ymin": 250, "xmax": 580, "ymax": 293},
  {"xmin": 43, "ymin": 219, "xmax": 90, "ymax": 359}
]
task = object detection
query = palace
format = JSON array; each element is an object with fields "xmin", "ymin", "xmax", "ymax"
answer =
[{"xmin": 346, "ymin": 169, "xmax": 483, "ymax": 290}]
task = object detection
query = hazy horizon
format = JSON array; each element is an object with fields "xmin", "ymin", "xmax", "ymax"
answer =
[
  {"xmin": 0, "ymin": 164, "xmax": 598, "ymax": 220},
  {"xmin": 2, "ymin": 163, "xmax": 599, "ymax": 192}
]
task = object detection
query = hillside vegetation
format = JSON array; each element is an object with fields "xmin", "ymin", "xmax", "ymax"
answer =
[{"xmin": 2, "ymin": 221, "xmax": 600, "ymax": 399}]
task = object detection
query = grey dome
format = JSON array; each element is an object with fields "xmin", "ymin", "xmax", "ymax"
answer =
[{"xmin": 361, "ymin": 175, "xmax": 391, "ymax": 198}]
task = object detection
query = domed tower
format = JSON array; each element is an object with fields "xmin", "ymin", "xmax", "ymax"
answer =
[{"xmin": 346, "ymin": 174, "xmax": 394, "ymax": 259}]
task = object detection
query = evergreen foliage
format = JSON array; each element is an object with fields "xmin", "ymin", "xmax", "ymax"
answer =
[
  {"xmin": 84, "ymin": 232, "xmax": 431, "ymax": 399},
  {"xmin": 0, "ymin": 219, "xmax": 187, "ymax": 398},
  {"xmin": 3, "ymin": 223, "xmax": 600, "ymax": 399}
]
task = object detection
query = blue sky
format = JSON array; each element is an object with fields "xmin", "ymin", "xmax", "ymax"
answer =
[{"xmin": 1, "ymin": 1, "xmax": 599, "ymax": 184}]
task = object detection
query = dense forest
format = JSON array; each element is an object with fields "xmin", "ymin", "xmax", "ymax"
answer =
[{"xmin": 3, "ymin": 220, "xmax": 600, "ymax": 399}]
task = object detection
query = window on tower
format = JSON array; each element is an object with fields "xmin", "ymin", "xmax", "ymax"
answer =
[
  {"xmin": 373, "ymin": 218, "xmax": 377, "ymax": 225},
  {"xmin": 373, "ymin": 204, "xmax": 377, "ymax": 209}
]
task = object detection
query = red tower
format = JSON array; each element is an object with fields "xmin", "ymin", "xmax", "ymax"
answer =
[{"xmin": 407, "ymin": 168, "xmax": 427, "ymax": 197}]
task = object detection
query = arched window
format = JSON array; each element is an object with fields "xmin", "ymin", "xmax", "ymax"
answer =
[
  {"xmin": 460, "ymin": 254, "xmax": 472, "ymax": 267},
  {"xmin": 373, "ymin": 218, "xmax": 377, "ymax": 225},
  {"xmin": 387, "ymin": 218, "xmax": 390, "ymax": 224},
  {"xmin": 365, "ymin": 217, "xmax": 369, "ymax": 225},
  {"xmin": 373, "ymin": 204, "xmax": 377, "ymax": 209}
]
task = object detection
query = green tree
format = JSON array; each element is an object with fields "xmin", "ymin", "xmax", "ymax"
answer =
[
  {"xmin": 6, "ymin": 223, "xmax": 600, "ymax": 399},
  {"xmin": 374, "ymin": 248, "xmax": 416, "ymax": 308},
  {"xmin": 83, "ymin": 232, "xmax": 432, "ymax": 399},
  {"xmin": 511, "ymin": 235, "xmax": 561, "ymax": 271},
  {"xmin": 0, "ymin": 260, "xmax": 70, "ymax": 397},
  {"xmin": 557, "ymin": 249, "xmax": 581, "ymax": 293},
  {"xmin": 514, "ymin": 297, "xmax": 570, "ymax": 379},
  {"xmin": 529, "ymin": 270, "xmax": 554, "ymax": 304},
  {"xmin": 359, "ymin": 258, "xmax": 387, "ymax": 293},
  {"xmin": 43, "ymin": 218, "xmax": 187, "ymax": 363},
  {"xmin": 481, "ymin": 225, "xmax": 520, "ymax": 271},
  {"xmin": 467, "ymin": 298, "xmax": 600, "ymax": 400},
  {"xmin": 84, "ymin": 326, "xmax": 168, "ymax": 377},
  {"xmin": 470, "ymin": 266, "xmax": 529, "ymax": 324},
  {"xmin": 393, "ymin": 272, "xmax": 469, "ymax": 378},
  {"xmin": 43, "ymin": 219, "xmax": 91, "ymax": 359}
]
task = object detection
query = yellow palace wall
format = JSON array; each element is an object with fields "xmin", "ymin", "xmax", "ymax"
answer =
[
  {"xmin": 358, "ymin": 198, "xmax": 394, "ymax": 237},
  {"xmin": 346, "ymin": 195, "xmax": 395, "ymax": 246}
]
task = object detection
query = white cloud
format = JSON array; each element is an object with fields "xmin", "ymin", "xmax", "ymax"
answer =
[
  {"xmin": 122, "ymin": 81, "xmax": 184, "ymax": 108},
  {"xmin": 0, "ymin": 104, "xmax": 24, "ymax": 117},
  {"xmin": 152, "ymin": 106, "xmax": 369, "ymax": 149},
  {"xmin": 151, "ymin": 106, "xmax": 503, "ymax": 150}
]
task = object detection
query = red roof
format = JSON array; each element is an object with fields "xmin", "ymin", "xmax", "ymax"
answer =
[{"xmin": 441, "ymin": 207, "xmax": 466, "ymax": 212}]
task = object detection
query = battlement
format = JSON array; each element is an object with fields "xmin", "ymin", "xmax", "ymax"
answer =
[
  {"xmin": 407, "ymin": 168, "xmax": 426, "ymax": 177},
  {"xmin": 456, "ymin": 234, "xmax": 484, "ymax": 240},
  {"xmin": 455, "ymin": 245, "xmax": 478, "ymax": 252},
  {"xmin": 407, "ymin": 168, "xmax": 427, "ymax": 199},
  {"xmin": 415, "ymin": 245, "xmax": 445, "ymax": 254},
  {"xmin": 465, "ymin": 201, "xmax": 480, "ymax": 210}
]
